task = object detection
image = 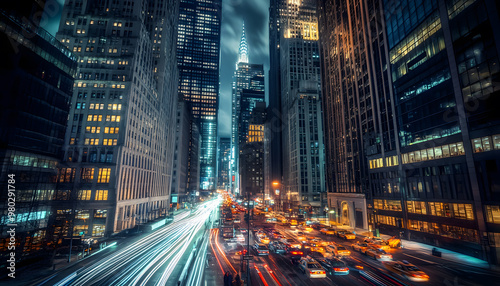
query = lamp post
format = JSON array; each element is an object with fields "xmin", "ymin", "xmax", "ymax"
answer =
[{"xmin": 272, "ymin": 181, "xmax": 280, "ymax": 213}]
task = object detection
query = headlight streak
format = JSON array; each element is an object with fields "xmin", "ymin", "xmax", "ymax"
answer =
[
  {"xmin": 185, "ymin": 229, "xmax": 210, "ymax": 286},
  {"xmin": 60, "ymin": 200, "xmax": 219, "ymax": 286},
  {"xmin": 154, "ymin": 211, "xmax": 210, "ymax": 286}
]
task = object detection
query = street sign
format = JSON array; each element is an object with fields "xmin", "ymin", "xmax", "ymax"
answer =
[{"xmin": 243, "ymin": 255, "xmax": 253, "ymax": 260}]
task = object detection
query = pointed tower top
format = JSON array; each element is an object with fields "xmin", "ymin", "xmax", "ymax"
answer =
[{"xmin": 237, "ymin": 21, "xmax": 248, "ymax": 65}]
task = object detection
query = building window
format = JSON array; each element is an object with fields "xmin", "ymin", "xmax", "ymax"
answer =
[
  {"xmin": 73, "ymin": 225, "xmax": 88, "ymax": 236},
  {"xmin": 81, "ymin": 168, "xmax": 94, "ymax": 183},
  {"xmin": 92, "ymin": 225, "xmax": 106, "ymax": 237},
  {"xmin": 95, "ymin": 190, "xmax": 108, "ymax": 200},
  {"xmin": 78, "ymin": 190, "xmax": 92, "ymax": 200},
  {"xmin": 486, "ymin": 205, "xmax": 500, "ymax": 224},
  {"xmin": 58, "ymin": 168, "xmax": 75, "ymax": 183},
  {"xmin": 94, "ymin": 209, "xmax": 107, "ymax": 218},
  {"xmin": 75, "ymin": 210, "xmax": 90, "ymax": 220},
  {"xmin": 97, "ymin": 168, "xmax": 111, "ymax": 183}
]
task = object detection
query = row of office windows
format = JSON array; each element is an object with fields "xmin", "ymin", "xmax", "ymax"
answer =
[
  {"xmin": 73, "ymin": 224, "xmax": 106, "ymax": 237},
  {"xmin": 11, "ymin": 155, "xmax": 58, "ymax": 169},
  {"xmin": 370, "ymin": 136, "xmax": 499, "ymax": 169},
  {"xmin": 373, "ymin": 199, "xmax": 474, "ymax": 220},
  {"xmin": 58, "ymin": 168, "xmax": 110, "ymax": 183},
  {"xmin": 76, "ymin": 82, "xmax": 126, "ymax": 89},
  {"xmin": 377, "ymin": 215, "xmax": 478, "ymax": 243},
  {"xmin": 87, "ymin": 115, "xmax": 121, "ymax": 122},
  {"xmin": 85, "ymin": 126, "xmax": 119, "ymax": 134},
  {"xmin": 77, "ymin": 103, "xmax": 122, "ymax": 110},
  {"xmin": 77, "ymin": 189, "xmax": 108, "ymax": 201}
]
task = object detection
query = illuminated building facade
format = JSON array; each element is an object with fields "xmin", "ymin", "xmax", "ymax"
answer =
[
  {"xmin": 230, "ymin": 23, "xmax": 265, "ymax": 196},
  {"xmin": 278, "ymin": 0, "xmax": 327, "ymax": 217},
  {"xmin": 177, "ymin": 0, "xmax": 221, "ymax": 191},
  {"xmin": 318, "ymin": 0, "xmax": 397, "ymax": 230},
  {"xmin": 240, "ymin": 102, "xmax": 267, "ymax": 198},
  {"xmin": 0, "ymin": 1, "xmax": 77, "ymax": 256},
  {"xmin": 217, "ymin": 137, "xmax": 230, "ymax": 190},
  {"xmin": 378, "ymin": 0, "xmax": 500, "ymax": 263},
  {"xmin": 320, "ymin": 0, "xmax": 500, "ymax": 263},
  {"xmin": 54, "ymin": 0, "xmax": 179, "ymax": 239}
]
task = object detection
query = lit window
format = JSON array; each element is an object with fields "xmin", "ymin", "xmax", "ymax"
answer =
[
  {"xmin": 98, "ymin": 168, "xmax": 111, "ymax": 183},
  {"xmin": 77, "ymin": 190, "xmax": 92, "ymax": 200},
  {"xmin": 95, "ymin": 190, "xmax": 108, "ymax": 200}
]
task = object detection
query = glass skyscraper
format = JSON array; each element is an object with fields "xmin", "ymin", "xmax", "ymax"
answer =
[
  {"xmin": 177, "ymin": 0, "xmax": 221, "ymax": 191},
  {"xmin": 230, "ymin": 23, "xmax": 265, "ymax": 196}
]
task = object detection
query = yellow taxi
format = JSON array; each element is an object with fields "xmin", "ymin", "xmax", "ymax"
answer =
[
  {"xmin": 311, "ymin": 246, "xmax": 325, "ymax": 253},
  {"xmin": 259, "ymin": 236, "xmax": 270, "ymax": 244},
  {"xmin": 369, "ymin": 241, "xmax": 390, "ymax": 250}
]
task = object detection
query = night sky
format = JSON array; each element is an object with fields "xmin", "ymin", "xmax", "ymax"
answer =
[{"xmin": 45, "ymin": 0, "xmax": 269, "ymax": 139}]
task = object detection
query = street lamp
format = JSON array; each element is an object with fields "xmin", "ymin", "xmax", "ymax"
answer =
[{"xmin": 272, "ymin": 181, "xmax": 280, "ymax": 212}]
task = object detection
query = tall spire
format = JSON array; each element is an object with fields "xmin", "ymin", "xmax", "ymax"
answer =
[{"xmin": 238, "ymin": 22, "xmax": 248, "ymax": 64}]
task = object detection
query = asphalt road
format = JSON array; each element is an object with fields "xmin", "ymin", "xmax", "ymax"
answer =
[{"xmin": 225, "ymin": 213, "xmax": 500, "ymax": 286}]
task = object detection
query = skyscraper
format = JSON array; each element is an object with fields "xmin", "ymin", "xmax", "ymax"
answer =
[
  {"xmin": 0, "ymin": 0, "xmax": 77, "ymax": 256},
  {"xmin": 230, "ymin": 23, "xmax": 265, "ymax": 196},
  {"xmin": 276, "ymin": 0, "xmax": 327, "ymax": 217},
  {"xmin": 240, "ymin": 102, "xmax": 267, "ymax": 198},
  {"xmin": 318, "ymin": 0, "xmax": 397, "ymax": 229},
  {"xmin": 177, "ymin": 0, "xmax": 221, "ymax": 191},
  {"xmin": 54, "ymin": 0, "xmax": 179, "ymax": 238},
  {"xmin": 378, "ymin": 0, "xmax": 500, "ymax": 263},
  {"xmin": 267, "ymin": 0, "xmax": 283, "ymax": 200},
  {"xmin": 217, "ymin": 137, "xmax": 231, "ymax": 190}
]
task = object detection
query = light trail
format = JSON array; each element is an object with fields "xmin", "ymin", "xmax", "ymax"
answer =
[
  {"xmin": 213, "ymin": 228, "xmax": 237, "ymax": 274},
  {"xmin": 263, "ymin": 264, "xmax": 282, "ymax": 286},
  {"xmin": 50, "ymin": 199, "xmax": 221, "ymax": 286},
  {"xmin": 255, "ymin": 265, "xmax": 269, "ymax": 286},
  {"xmin": 209, "ymin": 229, "xmax": 225, "ymax": 274}
]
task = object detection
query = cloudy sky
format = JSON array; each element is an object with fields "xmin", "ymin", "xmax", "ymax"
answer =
[
  {"xmin": 219, "ymin": 0, "xmax": 269, "ymax": 137},
  {"xmin": 45, "ymin": 0, "xmax": 270, "ymax": 138}
]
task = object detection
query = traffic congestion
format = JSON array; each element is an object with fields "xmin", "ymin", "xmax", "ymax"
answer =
[{"xmin": 208, "ymin": 194, "xmax": 476, "ymax": 286}]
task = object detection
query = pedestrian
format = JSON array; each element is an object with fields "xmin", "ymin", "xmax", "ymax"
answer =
[
  {"xmin": 223, "ymin": 272, "xmax": 229, "ymax": 286},
  {"xmin": 227, "ymin": 272, "xmax": 233, "ymax": 286},
  {"xmin": 233, "ymin": 273, "xmax": 241, "ymax": 286}
]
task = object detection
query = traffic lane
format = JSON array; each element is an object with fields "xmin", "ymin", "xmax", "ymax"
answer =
[
  {"xmin": 275, "ymin": 226, "xmax": 413, "ymax": 286},
  {"xmin": 260, "ymin": 248, "xmax": 381, "ymax": 286},
  {"xmin": 310, "ymin": 231, "xmax": 484, "ymax": 286}
]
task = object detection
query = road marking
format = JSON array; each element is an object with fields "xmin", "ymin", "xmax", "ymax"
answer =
[{"xmin": 402, "ymin": 253, "xmax": 438, "ymax": 264}]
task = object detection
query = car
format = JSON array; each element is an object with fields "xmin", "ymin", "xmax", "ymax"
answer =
[
  {"xmin": 298, "ymin": 256, "xmax": 327, "ymax": 278},
  {"xmin": 253, "ymin": 243, "xmax": 270, "ymax": 255},
  {"xmin": 303, "ymin": 226, "xmax": 314, "ymax": 232},
  {"xmin": 320, "ymin": 228, "xmax": 336, "ymax": 235},
  {"xmin": 234, "ymin": 219, "xmax": 241, "ymax": 224},
  {"xmin": 364, "ymin": 236, "xmax": 384, "ymax": 243},
  {"xmin": 310, "ymin": 246, "xmax": 325, "ymax": 253},
  {"xmin": 240, "ymin": 228, "xmax": 248, "ymax": 233},
  {"xmin": 335, "ymin": 230, "xmax": 345, "ymax": 237},
  {"xmin": 384, "ymin": 260, "xmax": 430, "ymax": 282},
  {"xmin": 268, "ymin": 241, "xmax": 287, "ymax": 254},
  {"xmin": 236, "ymin": 234, "xmax": 245, "ymax": 243},
  {"xmin": 338, "ymin": 231, "xmax": 356, "ymax": 240},
  {"xmin": 369, "ymin": 241, "xmax": 390, "ymax": 250},
  {"xmin": 259, "ymin": 236, "xmax": 270, "ymax": 244},
  {"xmin": 317, "ymin": 257, "xmax": 350, "ymax": 275},
  {"xmin": 365, "ymin": 248, "xmax": 393, "ymax": 261},
  {"xmin": 281, "ymin": 238, "xmax": 302, "ymax": 249},
  {"xmin": 288, "ymin": 248, "xmax": 304, "ymax": 264},
  {"xmin": 351, "ymin": 242, "xmax": 370, "ymax": 254},
  {"xmin": 325, "ymin": 244, "xmax": 351, "ymax": 257},
  {"xmin": 311, "ymin": 224, "xmax": 325, "ymax": 230},
  {"xmin": 297, "ymin": 231, "xmax": 305, "ymax": 236}
]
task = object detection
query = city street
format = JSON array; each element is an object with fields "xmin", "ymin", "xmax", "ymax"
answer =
[
  {"xmin": 205, "ymin": 209, "xmax": 500, "ymax": 286},
  {"xmin": 18, "ymin": 200, "xmax": 219, "ymax": 286}
]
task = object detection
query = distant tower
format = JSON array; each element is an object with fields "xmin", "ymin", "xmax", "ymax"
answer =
[{"xmin": 237, "ymin": 22, "xmax": 249, "ymax": 65}]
